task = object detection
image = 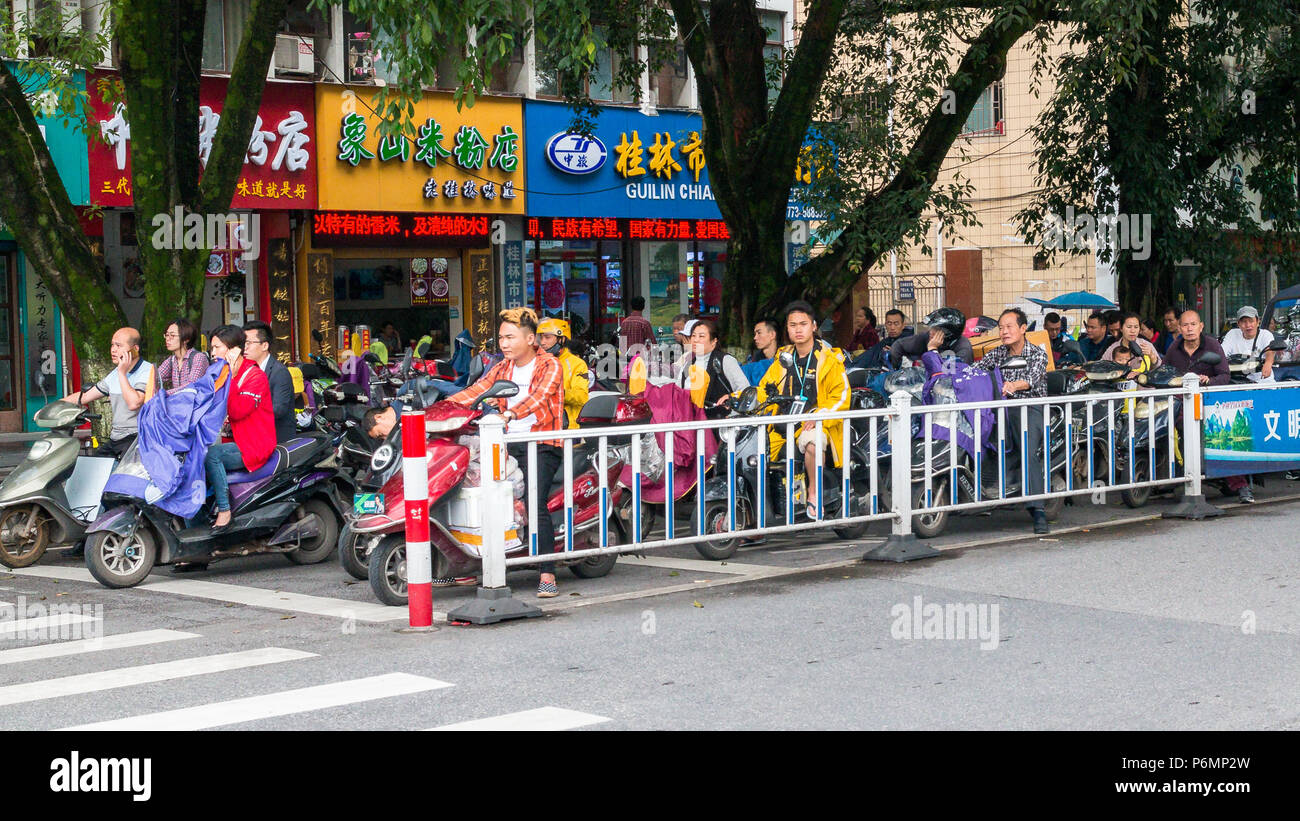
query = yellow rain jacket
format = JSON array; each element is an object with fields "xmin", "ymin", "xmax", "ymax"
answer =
[
  {"xmin": 558, "ymin": 347, "xmax": 590, "ymax": 428},
  {"xmin": 746, "ymin": 340, "xmax": 851, "ymax": 467}
]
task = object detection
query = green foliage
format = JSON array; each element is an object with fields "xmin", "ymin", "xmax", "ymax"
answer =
[{"xmin": 1014, "ymin": 0, "xmax": 1300, "ymax": 312}]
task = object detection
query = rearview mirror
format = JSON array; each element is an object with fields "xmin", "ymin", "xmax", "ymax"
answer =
[
  {"xmin": 311, "ymin": 329, "xmax": 323, "ymax": 345},
  {"xmin": 1002, "ymin": 357, "xmax": 1029, "ymax": 370},
  {"xmin": 778, "ymin": 351, "xmax": 795, "ymax": 371},
  {"xmin": 1129, "ymin": 341, "xmax": 1144, "ymax": 359},
  {"xmin": 1197, "ymin": 351, "xmax": 1222, "ymax": 366},
  {"xmin": 481, "ymin": 379, "xmax": 519, "ymax": 401},
  {"xmin": 1268, "ymin": 339, "xmax": 1288, "ymax": 352}
]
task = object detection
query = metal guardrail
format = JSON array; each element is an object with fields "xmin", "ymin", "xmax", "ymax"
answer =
[{"xmin": 446, "ymin": 373, "xmax": 1288, "ymax": 622}]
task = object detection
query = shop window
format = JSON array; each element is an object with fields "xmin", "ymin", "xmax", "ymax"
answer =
[
  {"xmin": 761, "ymin": 11, "xmax": 784, "ymax": 104},
  {"xmin": 650, "ymin": 39, "xmax": 690, "ymax": 108},
  {"xmin": 962, "ymin": 81, "xmax": 1005, "ymax": 136},
  {"xmin": 202, "ymin": 0, "xmax": 227, "ymax": 71},
  {"xmin": 535, "ymin": 22, "xmax": 635, "ymax": 103}
]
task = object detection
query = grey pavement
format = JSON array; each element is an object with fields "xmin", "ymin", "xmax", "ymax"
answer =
[{"xmin": 0, "ymin": 481, "xmax": 1296, "ymax": 730}]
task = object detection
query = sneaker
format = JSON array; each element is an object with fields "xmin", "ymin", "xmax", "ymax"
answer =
[
  {"xmin": 1287, "ymin": 471, "xmax": 1300, "ymax": 481},
  {"xmin": 1032, "ymin": 511, "xmax": 1049, "ymax": 535},
  {"xmin": 1238, "ymin": 487, "xmax": 1255, "ymax": 504},
  {"xmin": 537, "ymin": 579, "xmax": 559, "ymax": 599}
]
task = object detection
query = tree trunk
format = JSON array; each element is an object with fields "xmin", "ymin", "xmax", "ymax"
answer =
[
  {"xmin": 0, "ymin": 64, "xmax": 123, "ymax": 391},
  {"xmin": 116, "ymin": 0, "xmax": 288, "ymax": 358}
]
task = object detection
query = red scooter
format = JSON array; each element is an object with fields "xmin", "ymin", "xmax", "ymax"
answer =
[{"xmin": 341, "ymin": 382, "xmax": 651, "ymax": 605}]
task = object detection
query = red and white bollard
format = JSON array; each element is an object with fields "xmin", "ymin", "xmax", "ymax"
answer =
[{"xmin": 401, "ymin": 410, "xmax": 434, "ymax": 629}]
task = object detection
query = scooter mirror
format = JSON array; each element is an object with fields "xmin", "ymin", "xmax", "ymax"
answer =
[
  {"xmin": 311, "ymin": 329, "xmax": 323, "ymax": 345},
  {"xmin": 1268, "ymin": 338, "xmax": 1288, "ymax": 351},
  {"xmin": 736, "ymin": 386, "xmax": 760, "ymax": 413},
  {"xmin": 1129, "ymin": 340, "xmax": 1144, "ymax": 359},
  {"xmin": 1002, "ymin": 357, "xmax": 1029, "ymax": 370},
  {"xmin": 480, "ymin": 379, "xmax": 520, "ymax": 402},
  {"xmin": 778, "ymin": 351, "xmax": 795, "ymax": 371},
  {"xmin": 1197, "ymin": 351, "xmax": 1223, "ymax": 367}
]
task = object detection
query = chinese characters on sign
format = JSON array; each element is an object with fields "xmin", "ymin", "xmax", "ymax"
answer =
[
  {"xmin": 307, "ymin": 254, "xmax": 335, "ymax": 359},
  {"xmin": 526, "ymin": 217, "xmax": 730, "ymax": 241},
  {"xmin": 318, "ymin": 88, "xmax": 524, "ymax": 214},
  {"xmin": 266, "ymin": 239, "xmax": 294, "ymax": 363},
  {"xmin": 612, "ymin": 130, "xmax": 705, "ymax": 182},
  {"xmin": 467, "ymin": 251, "xmax": 494, "ymax": 344},
  {"xmin": 88, "ymin": 72, "xmax": 318, "ymax": 209},
  {"xmin": 502, "ymin": 240, "xmax": 525, "ymax": 309},
  {"xmin": 311, "ymin": 212, "xmax": 491, "ymax": 243}
]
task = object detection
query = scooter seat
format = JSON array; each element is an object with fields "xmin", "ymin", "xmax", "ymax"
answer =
[{"xmin": 226, "ymin": 448, "xmax": 285, "ymax": 485}]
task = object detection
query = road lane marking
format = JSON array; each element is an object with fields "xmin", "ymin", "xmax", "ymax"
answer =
[
  {"xmin": 0, "ymin": 630, "xmax": 199, "ymax": 666},
  {"xmin": 7, "ymin": 566, "xmax": 413, "ymax": 622},
  {"xmin": 0, "ymin": 647, "xmax": 315, "ymax": 707},
  {"xmin": 64, "ymin": 673, "xmax": 451, "ymax": 731},
  {"xmin": 0, "ymin": 613, "xmax": 100, "ymax": 638},
  {"xmin": 428, "ymin": 706, "xmax": 610, "ymax": 731}
]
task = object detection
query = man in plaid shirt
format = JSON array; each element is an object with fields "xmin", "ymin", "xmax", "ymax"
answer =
[
  {"xmin": 974, "ymin": 308, "xmax": 1051, "ymax": 535},
  {"xmin": 450, "ymin": 308, "xmax": 567, "ymax": 597}
]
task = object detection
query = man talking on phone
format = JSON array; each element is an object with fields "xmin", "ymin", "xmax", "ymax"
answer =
[{"xmin": 62, "ymin": 327, "xmax": 155, "ymax": 457}]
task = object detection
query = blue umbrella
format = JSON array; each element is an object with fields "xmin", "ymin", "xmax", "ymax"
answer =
[{"xmin": 1025, "ymin": 291, "xmax": 1119, "ymax": 311}]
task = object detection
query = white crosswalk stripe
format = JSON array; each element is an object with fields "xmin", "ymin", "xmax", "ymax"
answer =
[
  {"xmin": 0, "ymin": 647, "xmax": 315, "ymax": 707},
  {"xmin": 64, "ymin": 673, "xmax": 453, "ymax": 731},
  {"xmin": 0, "ymin": 629, "xmax": 199, "ymax": 666},
  {"xmin": 428, "ymin": 706, "xmax": 611, "ymax": 731},
  {"xmin": 0, "ymin": 612, "xmax": 99, "ymax": 638},
  {"xmin": 8, "ymin": 565, "xmax": 411, "ymax": 622}
]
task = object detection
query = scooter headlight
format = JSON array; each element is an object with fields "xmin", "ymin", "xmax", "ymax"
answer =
[
  {"xmin": 28, "ymin": 440, "xmax": 52, "ymax": 460},
  {"xmin": 370, "ymin": 443, "xmax": 395, "ymax": 473}
]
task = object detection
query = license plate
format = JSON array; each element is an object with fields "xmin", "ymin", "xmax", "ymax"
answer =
[{"xmin": 353, "ymin": 493, "xmax": 384, "ymax": 515}]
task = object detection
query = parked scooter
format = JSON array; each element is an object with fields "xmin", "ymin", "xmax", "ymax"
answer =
[
  {"xmin": 693, "ymin": 354, "xmax": 859, "ymax": 560},
  {"xmin": 341, "ymin": 384, "xmax": 638, "ymax": 600},
  {"xmin": 0, "ymin": 401, "xmax": 115, "ymax": 568},
  {"xmin": 83, "ymin": 433, "xmax": 350, "ymax": 588}
]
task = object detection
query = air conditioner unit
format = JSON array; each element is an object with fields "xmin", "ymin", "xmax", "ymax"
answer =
[{"xmin": 273, "ymin": 34, "xmax": 315, "ymax": 75}]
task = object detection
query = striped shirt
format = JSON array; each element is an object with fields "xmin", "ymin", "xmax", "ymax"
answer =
[{"xmin": 450, "ymin": 349, "xmax": 565, "ymax": 447}]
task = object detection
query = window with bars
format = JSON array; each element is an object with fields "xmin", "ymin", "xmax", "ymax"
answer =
[{"xmin": 961, "ymin": 81, "xmax": 1004, "ymax": 136}]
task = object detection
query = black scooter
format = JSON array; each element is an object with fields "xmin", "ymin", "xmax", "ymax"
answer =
[{"xmin": 83, "ymin": 433, "xmax": 351, "ymax": 588}]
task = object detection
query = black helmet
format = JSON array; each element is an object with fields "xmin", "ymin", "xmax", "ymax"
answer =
[{"xmin": 923, "ymin": 307, "xmax": 966, "ymax": 346}]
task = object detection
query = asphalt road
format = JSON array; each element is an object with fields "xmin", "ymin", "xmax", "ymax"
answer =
[{"xmin": 1, "ymin": 480, "xmax": 1296, "ymax": 730}]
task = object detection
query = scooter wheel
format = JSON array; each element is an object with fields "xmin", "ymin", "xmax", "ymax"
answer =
[
  {"xmin": 690, "ymin": 499, "xmax": 746, "ymax": 561},
  {"xmin": 337, "ymin": 521, "xmax": 370, "ymax": 581},
  {"xmin": 1121, "ymin": 455, "xmax": 1152, "ymax": 509},
  {"xmin": 0, "ymin": 504, "xmax": 51, "ymax": 568},
  {"xmin": 368, "ymin": 536, "xmax": 408, "ymax": 606},
  {"xmin": 85, "ymin": 527, "xmax": 157, "ymax": 589},
  {"xmin": 285, "ymin": 499, "xmax": 341, "ymax": 565}
]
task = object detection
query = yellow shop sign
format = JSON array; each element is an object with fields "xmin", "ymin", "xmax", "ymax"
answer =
[{"xmin": 316, "ymin": 86, "xmax": 525, "ymax": 214}]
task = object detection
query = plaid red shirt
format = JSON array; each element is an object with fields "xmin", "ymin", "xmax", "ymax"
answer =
[{"xmin": 450, "ymin": 349, "xmax": 565, "ymax": 446}]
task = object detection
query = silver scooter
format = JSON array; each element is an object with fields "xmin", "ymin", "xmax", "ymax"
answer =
[{"xmin": 0, "ymin": 401, "xmax": 116, "ymax": 568}]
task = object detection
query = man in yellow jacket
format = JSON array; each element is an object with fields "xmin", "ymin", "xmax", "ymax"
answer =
[
  {"xmin": 538, "ymin": 318, "xmax": 589, "ymax": 428},
  {"xmin": 739, "ymin": 301, "xmax": 850, "ymax": 518}
]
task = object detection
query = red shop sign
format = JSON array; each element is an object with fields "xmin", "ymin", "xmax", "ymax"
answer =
[{"xmin": 87, "ymin": 71, "xmax": 318, "ymax": 210}]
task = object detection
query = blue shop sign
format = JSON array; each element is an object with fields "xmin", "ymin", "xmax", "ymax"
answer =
[
  {"xmin": 526, "ymin": 101, "xmax": 722, "ymax": 220},
  {"xmin": 1203, "ymin": 386, "xmax": 1300, "ymax": 476}
]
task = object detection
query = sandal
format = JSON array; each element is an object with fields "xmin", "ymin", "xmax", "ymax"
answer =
[
  {"xmin": 454, "ymin": 576, "xmax": 479, "ymax": 586},
  {"xmin": 537, "ymin": 579, "xmax": 559, "ymax": 598}
]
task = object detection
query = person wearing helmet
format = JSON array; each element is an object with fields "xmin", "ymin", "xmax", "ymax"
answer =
[
  {"xmin": 888, "ymin": 307, "xmax": 973, "ymax": 369},
  {"xmin": 538, "ymin": 317, "xmax": 589, "ymax": 429}
]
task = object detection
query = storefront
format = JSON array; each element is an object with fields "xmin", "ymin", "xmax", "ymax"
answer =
[
  {"xmin": 0, "ymin": 65, "xmax": 91, "ymax": 432},
  {"xmin": 523, "ymin": 102, "xmax": 730, "ymax": 344},
  {"xmin": 307, "ymin": 87, "xmax": 525, "ymax": 359},
  {"xmin": 86, "ymin": 71, "xmax": 318, "ymax": 360}
]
